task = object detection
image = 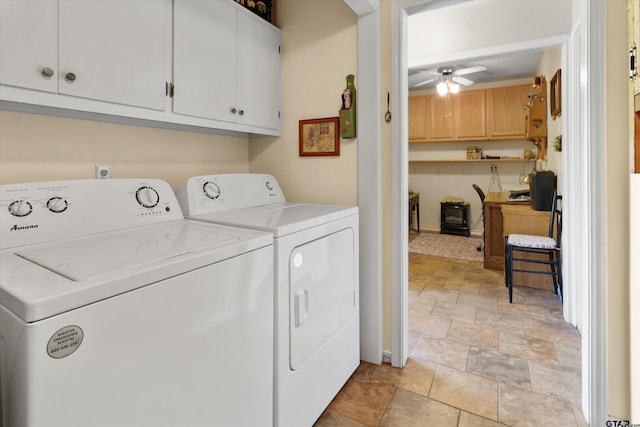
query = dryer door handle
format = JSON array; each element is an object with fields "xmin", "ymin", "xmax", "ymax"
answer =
[{"xmin": 294, "ymin": 289, "xmax": 309, "ymax": 327}]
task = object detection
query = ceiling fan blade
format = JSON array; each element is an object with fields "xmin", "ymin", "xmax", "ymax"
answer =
[
  {"xmin": 452, "ymin": 76, "xmax": 475, "ymax": 86},
  {"xmin": 454, "ymin": 65, "xmax": 487, "ymax": 76},
  {"xmin": 412, "ymin": 77, "xmax": 439, "ymax": 88},
  {"xmin": 413, "ymin": 67, "xmax": 440, "ymax": 75}
]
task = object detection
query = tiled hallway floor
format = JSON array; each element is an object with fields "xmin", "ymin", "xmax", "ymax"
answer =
[{"xmin": 315, "ymin": 251, "xmax": 587, "ymax": 427}]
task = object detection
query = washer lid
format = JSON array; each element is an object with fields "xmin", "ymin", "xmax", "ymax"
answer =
[
  {"xmin": 188, "ymin": 202, "xmax": 359, "ymax": 237},
  {"xmin": 0, "ymin": 220, "xmax": 272, "ymax": 322}
]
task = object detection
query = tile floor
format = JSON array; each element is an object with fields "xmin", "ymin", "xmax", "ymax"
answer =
[{"xmin": 315, "ymin": 250, "xmax": 587, "ymax": 427}]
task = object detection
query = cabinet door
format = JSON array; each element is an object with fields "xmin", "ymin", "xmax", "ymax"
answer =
[
  {"xmin": 236, "ymin": 11, "xmax": 282, "ymax": 130},
  {"xmin": 0, "ymin": 0, "xmax": 58, "ymax": 93},
  {"xmin": 58, "ymin": 0, "xmax": 169, "ymax": 110},
  {"xmin": 428, "ymin": 95, "xmax": 454, "ymax": 140},
  {"xmin": 483, "ymin": 202, "xmax": 506, "ymax": 271},
  {"xmin": 173, "ymin": 0, "xmax": 237, "ymax": 122},
  {"xmin": 454, "ymin": 90, "xmax": 486, "ymax": 139},
  {"xmin": 408, "ymin": 96, "xmax": 429, "ymax": 141},
  {"xmin": 486, "ymin": 85, "xmax": 528, "ymax": 139}
]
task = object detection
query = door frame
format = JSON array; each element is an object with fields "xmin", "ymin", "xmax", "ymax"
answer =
[{"xmin": 388, "ymin": 0, "xmax": 607, "ymax": 424}]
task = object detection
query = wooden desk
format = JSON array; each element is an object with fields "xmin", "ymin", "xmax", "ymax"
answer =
[
  {"xmin": 483, "ymin": 192, "xmax": 554, "ymax": 290},
  {"xmin": 409, "ymin": 192, "xmax": 420, "ymax": 232}
]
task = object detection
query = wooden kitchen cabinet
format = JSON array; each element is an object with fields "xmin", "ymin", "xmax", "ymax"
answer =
[
  {"xmin": 486, "ymin": 85, "xmax": 529, "ymax": 139},
  {"xmin": 454, "ymin": 90, "xmax": 486, "ymax": 139},
  {"xmin": 173, "ymin": 0, "xmax": 282, "ymax": 131},
  {"xmin": 408, "ymin": 96, "xmax": 429, "ymax": 141},
  {"xmin": 408, "ymin": 84, "xmax": 529, "ymax": 143},
  {"xmin": 428, "ymin": 91, "xmax": 486, "ymax": 140},
  {"xmin": 428, "ymin": 94, "xmax": 455, "ymax": 140},
  {"xmin": 0, "ymin": 0, "xmax": 170, "ymax": 111}
]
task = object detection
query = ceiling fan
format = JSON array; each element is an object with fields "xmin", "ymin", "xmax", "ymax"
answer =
[{"xmin": 411, "ymin": 65, "xmax": 488, "ymax": 94}]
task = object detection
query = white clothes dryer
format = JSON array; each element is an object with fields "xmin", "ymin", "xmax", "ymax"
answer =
[
  {"xmin": 0, "ymin": 179, "xmax": 274, "ymax": 427},
  {"xmin": 176, "ymin": 173, "xmax": 360, "ymax": 427}
]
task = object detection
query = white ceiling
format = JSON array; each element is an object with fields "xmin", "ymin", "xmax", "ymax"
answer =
[
  {"xmin": 406, "ymin": 0, "xmax": 572, "ymax": 91},
  {"xmin": 408, "ymin": 49, "xmax": 543, "ymax": 90}
]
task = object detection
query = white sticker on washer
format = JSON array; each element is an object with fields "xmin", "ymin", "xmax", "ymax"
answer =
[
  {"xmin": 293, "ymin": 252, "xmax": 303, "ymax": 268},
  {"xmin": 47, "ymin": 325, "xmax": 83, "ymax": 359}
]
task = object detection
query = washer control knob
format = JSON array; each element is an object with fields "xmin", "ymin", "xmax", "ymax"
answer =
[
  {"xmin": 203, "ymin": 182, "xmax": 221, "ymax": 199},
  {"xmin": 8, "ymin": 200, "xmax": 33, "ymax": 217},
  {"xmin": 47, "ymin": 197, "xmax": 68, "ymax": 213},
  {"xmin": 135, "ymin": 186, "xmax": 160, "ymax": 208},
  {"xmin": 265, "ymin": 181, "xmax": 274, "ymax": 191}
]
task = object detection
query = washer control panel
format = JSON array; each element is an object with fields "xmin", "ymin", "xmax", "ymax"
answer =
[
  {"xmin": 176, "ymin": 174, "xmax": 286, "ymax": 216},
  {"xmin": 0, "ymin": 179, "xmax": 183, "ymax": 250}
]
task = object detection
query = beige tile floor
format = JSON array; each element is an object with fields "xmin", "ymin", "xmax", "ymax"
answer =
[{"xmin": 315, "ymin": 249, "xmax": 587, "ymax": 427}]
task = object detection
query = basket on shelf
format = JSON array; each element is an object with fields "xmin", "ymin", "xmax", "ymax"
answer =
[{"xmin": 466, "ymin": 146, "xmax": 483, "ymax": 160}]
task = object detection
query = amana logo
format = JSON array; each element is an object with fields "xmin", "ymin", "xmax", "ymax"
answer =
[{"xmin": 10, "ymin": 224, "xmax": 38, "ymax": 231}]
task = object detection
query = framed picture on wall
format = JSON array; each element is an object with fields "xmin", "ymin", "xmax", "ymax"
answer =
[
  {"xmin": 299, "ymin": 117, "xmax": 340, "ymax": 156},
  {"xmin": 550, "ymin": 69, "xmax": 561, "ymax": 120}
]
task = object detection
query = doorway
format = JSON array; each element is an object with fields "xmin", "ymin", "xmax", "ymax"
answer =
[{"xmin": 385, "ymin": 0, "xmax": 607, "ymax": 424}]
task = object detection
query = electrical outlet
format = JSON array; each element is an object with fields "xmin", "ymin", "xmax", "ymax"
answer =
[{"xmin": 95, "ymin": 165, "xmax": 111, "ymax": 179}]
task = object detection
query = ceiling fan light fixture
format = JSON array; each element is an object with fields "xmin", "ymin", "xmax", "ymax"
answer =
[
  {"xmin": 436, "ymin": 81, "xmax": 448, "ymax": 96},
  {"xmin": 448, "ymin": 82, "xmax": 460, "ymax": 93}
]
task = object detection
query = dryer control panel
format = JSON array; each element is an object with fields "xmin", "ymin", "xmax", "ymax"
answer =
[
  {"xmin": 0, "ymin": 179, "xmax": 183, "ymax": 250},
  {"xmin": 176, "ymin": 173, "xmax": 286, "ymax": 216}
]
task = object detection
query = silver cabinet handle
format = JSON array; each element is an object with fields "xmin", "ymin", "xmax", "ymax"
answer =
[
  {"xmin": 238, "ymin": 110, "xmax": 244, "ymax": 116},
  {"xmin": 230, "ymin": 107, "xmax": 237, "ymax": 114},
  {"xmin": 65, "ymin": 72, "xmax": 76, "ymax": 82},
  {"xmin": 41, "ymin": 67, "xmax": 54, "ymax": 77}
]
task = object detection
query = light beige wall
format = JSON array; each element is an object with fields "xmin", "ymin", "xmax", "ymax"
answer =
[
  {"xmin": 535, "ymin": 46, "xmax": 563, "ymax": 187},
  {"xmin": 605, "ymin": 0, "xmax": 631, "ymax": 419},
  {"xmin": 248, "ymin": 0, "xmax": 357, "ymax": 206},
  {"xmin": 0, "ymin": 111, "xmax": 250, "ymax": 189}
]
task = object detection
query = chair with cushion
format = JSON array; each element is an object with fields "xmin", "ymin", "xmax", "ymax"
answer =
[{"xmin": 504, "ymin": 192, "xmax": 562, "ymax": 303}]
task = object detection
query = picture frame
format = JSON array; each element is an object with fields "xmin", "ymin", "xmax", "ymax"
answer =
[
  {"xmin": 550, "ymin": 69, "xmax": 561, "ymax": 120},
  {"xmin": 299, "ymin": 117, "xmax": 340, "ymax": 156}
]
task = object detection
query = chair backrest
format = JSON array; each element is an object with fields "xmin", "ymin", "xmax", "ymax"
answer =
[
  {"xmin": 472, "ymin": 184, "xmax": 485, "ymax": 203},
  {"xmin": 549, "ymin": 192, "xmax": 562, "ymax": 247}
]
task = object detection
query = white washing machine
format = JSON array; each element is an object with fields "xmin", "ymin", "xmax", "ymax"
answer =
[
  {"xmin": 176, "ymin": 173, "xmax": 360, "ymax": 427},
  {"xmin": 0, "ymin": 179, "xmax": 274, "ymax": 427}
]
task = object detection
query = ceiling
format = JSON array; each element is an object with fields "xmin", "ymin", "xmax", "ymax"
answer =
[{"xmin": 408, "ymin": 49, "xmax": 543, "ymax": 91}]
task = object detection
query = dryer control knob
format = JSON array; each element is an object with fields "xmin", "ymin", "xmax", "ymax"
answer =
[
  {"xmin": 8, "ymin": 200, "xmax": 33, "ymax": 217},
  {"xmin": 47, "ymin": 197, "xmax": 68, "ymax": 213},
  {"xmin": 136, "ymin": 186, "xmax": 160, "ymax": 208},
  {"xmin": 203, "ymin": 182, "xmax": 221, "ymax": 199},
  {"xmin": 265, "ymin": 181, "xmax": 274, "ymax": 191}
]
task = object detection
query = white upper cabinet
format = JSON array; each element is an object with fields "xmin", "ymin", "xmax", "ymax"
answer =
[
  {"xmin": 58, "ymin": 0, "xmax": 169, "ymax": 110},
  {"xmin": 173, "ymin": 0, "xmax": 282, "ymax": 131},
  {"xmin": 0, "ymin": 0, "xmax": 58, "ymax": 93},
  {"xmin": 173, "ymin": 0, "xmax": 237, "ymax": 122},
  {"xmin": 1, "ymin": 0, "xmax": 170, "ymax": 110},
  {"xmin": 235, "ymin": 9, "xmax": 281, "ymax": 130},
  {"xmin": 0, "ymin": 0, "xmax": 282, "ymax": 136}
]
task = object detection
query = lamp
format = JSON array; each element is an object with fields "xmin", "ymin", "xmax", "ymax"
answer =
[{"xmin": 436, "ymin": 79, "xmax": 460, "ymax": 96}]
